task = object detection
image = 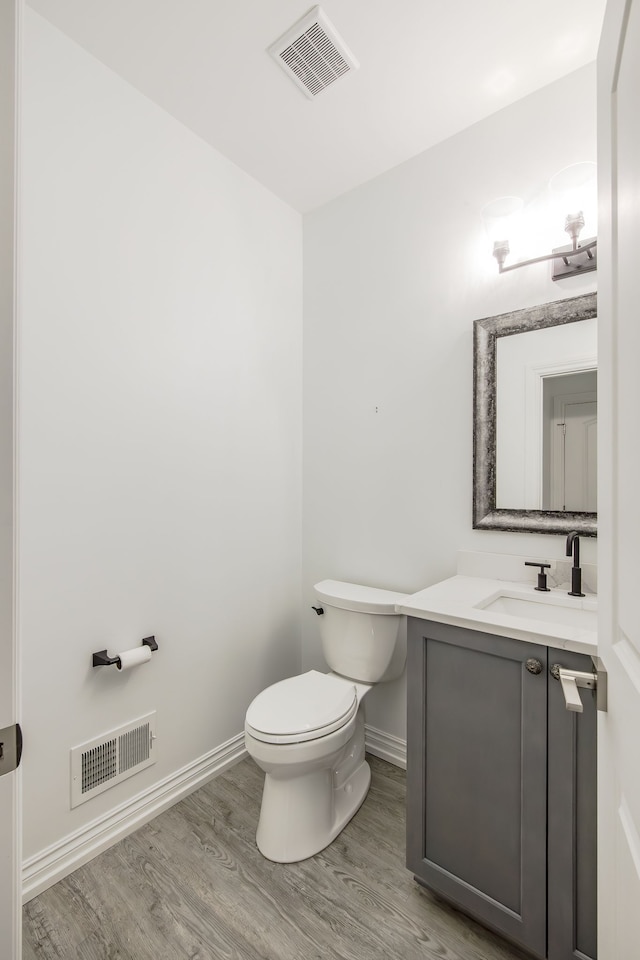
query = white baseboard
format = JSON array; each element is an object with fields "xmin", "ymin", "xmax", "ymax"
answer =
[
  {"xmin": 23, "ymin": 724, "xmax": 405, "ymax": 901},
  {"xmin": 22, "ymin": 732, "xmax": 247, "ymax": 903},
  {"xmin": 365, "ymin": 724, "xmax": 406, "ymax": 769}
]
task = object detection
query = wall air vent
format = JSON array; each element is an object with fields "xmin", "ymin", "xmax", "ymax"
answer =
[
  {"xmin": 70, "ymin": 712, "xmax": 156, "ymax": 808},
  {"xmin": 268, "ymin": 5, "xmax": 359, "ymax": 100}
]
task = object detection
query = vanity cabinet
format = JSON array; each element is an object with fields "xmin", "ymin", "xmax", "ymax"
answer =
[{"xmin": 406, "ymin": 618, "xmax": 596, "ymax": 960}]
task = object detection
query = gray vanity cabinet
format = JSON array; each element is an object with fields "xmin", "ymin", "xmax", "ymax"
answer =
[{"xmin": 406, "ymin": 618, "xmax": 597, "ymax": 960}]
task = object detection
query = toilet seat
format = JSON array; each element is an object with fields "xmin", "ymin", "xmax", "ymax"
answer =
[{"xmin": 245, "ymin": 670, "xmax": 358, "ymax": 745}]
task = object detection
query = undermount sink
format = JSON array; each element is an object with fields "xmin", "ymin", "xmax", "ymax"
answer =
[
  {"xmin": 396, "ymin": 574, "xmax": 598, "ymax": 652},
  {"xmin": 478, "ymin": 594, "xmax": 597, "ymax": 631}
]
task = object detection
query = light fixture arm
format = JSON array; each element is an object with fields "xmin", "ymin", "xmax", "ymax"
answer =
[
  {"xmin": 485, "ymin": 163, "xmax": 597, "ymax": 281},
  {"xmin": 494, "ymin": 237, "xmax": 597, "ymax": 275}
]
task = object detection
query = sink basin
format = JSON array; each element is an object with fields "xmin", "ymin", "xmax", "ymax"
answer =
[
  {"xmin": 479, "ymin": 594, "xmax": 597, "ymax": 631},
  {"xmin": 396, "ymin": 575, "xmax": 598, "ymax": 652}
]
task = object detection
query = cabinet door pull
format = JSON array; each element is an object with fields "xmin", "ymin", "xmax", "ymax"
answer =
[{"xmin": 525, "ymin": 658, "xmax": 543, "ymax": 675}]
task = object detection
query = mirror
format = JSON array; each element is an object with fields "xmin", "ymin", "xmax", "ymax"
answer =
[{"xmin": 473, "ymin": 292, "xmax": 597, "ymax": 536}]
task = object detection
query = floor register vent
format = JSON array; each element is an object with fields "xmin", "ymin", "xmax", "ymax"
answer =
[
  {"xmin": 71, "ymin": 712, "xmax": 156, "ymax": 808},
  {"xmin": 268, "ymin": 5, "xmax": 359, "ymax": 99}
]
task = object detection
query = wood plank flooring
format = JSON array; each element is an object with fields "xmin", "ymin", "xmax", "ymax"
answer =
[{"xmin": 23, "ymin": 755, "xmax": 528, "ymax": 960}]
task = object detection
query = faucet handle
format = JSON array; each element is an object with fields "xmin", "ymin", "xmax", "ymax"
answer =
[{"xmin": 525, "ymin": 561, "xmax": 551, "ymax": 592}]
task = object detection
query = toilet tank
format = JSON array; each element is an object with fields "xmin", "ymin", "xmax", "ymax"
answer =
[{"xmin": 313, "ymin": 580, "xmax": 409, "ymax": 683}]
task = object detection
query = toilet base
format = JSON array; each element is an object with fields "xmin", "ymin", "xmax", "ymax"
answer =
[{"xmin": 253, "ymin": 713, "xmax": 371, "ymax": 863}]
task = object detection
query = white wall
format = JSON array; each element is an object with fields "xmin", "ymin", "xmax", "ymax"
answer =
[
  {"xmin": 20, "ymin": 10, "xmax": 302, "ymax": 862},
  {"xmin": 302, "ymin": 65, "xmax": 598, "ymax": 740}
]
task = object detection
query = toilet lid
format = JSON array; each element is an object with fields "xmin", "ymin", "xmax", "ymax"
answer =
[{"xmin": 245, "ymin": 670, "xmax": 357, "ymax": 743}]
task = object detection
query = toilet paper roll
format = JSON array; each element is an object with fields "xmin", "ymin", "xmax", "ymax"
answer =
[{"xmin": 116, "ymin": 646, "xmax": 153, "ymax": 671}]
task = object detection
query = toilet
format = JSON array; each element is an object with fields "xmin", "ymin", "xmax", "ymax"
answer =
[{"xmin": 244, "ymin": 579, "xmax": 408, "ymax": 863}]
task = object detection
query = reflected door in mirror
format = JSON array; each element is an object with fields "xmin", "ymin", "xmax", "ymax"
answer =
[
  {"xmin": 546, "ymin": 371, "xmax": 597, "ymax": 511},
  {"xmin": 495, "ymin": 317, "xmax": 597, "ymax": 512}
]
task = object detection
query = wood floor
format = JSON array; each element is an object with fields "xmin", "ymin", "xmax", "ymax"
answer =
[{"xmin": 23, "ymin": 755, "xmax": 527, "ymax": 960}]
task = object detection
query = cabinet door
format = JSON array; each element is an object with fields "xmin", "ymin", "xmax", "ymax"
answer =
[
  {"xmin": 547, "ymin": 650, "xmax": 597, "ymax": 960},
  {"xmin": 407, "ymin": 619, "xmax": 547, "ymax": 959}
]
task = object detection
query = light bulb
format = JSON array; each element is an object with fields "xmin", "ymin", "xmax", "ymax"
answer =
[{"xmin": 481, "ymin": 196, "xmax": 524, "ymax": 267}]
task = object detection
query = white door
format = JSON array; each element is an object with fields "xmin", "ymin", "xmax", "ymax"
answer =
[
  {"xmin": 597, "ymin": 0, "xmax": 640, "ymax": 956},
  {"xmin": 556, "ymin": 397, "xmax": 597, "ymax": 511},
  {"xmin": 0, "ymin": 1, "xmax": 20, "ymax": 958},
  {"xmin": 549, "ymin": 392, "xmax": 597, "ymax": 511}
]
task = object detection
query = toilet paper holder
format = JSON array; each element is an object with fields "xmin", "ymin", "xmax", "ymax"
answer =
[{"xmin": 92, "ymin": 635, "xmax": 158, "ymax": 668}]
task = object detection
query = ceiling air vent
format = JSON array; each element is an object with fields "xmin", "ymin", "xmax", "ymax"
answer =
[{"xmin": 268, "ymin": 5, "xmax": 359, "ymax": 100}]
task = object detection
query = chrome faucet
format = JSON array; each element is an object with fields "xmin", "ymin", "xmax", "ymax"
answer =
[{"xmin": 566, "ymin": 532, "xmax": 585, "ymax": 597}]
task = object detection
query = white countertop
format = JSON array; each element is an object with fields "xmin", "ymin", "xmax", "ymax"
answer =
[{"xmin": 396, "ymin": 575, "xmax": 597, "ymax": 656}]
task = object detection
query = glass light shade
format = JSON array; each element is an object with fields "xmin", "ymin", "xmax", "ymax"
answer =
[
  {"xmin": 481, "ymin": 196, "xmax": 524, "ymax": 244},
  {"xmin": 549, "ymin": 162, "xmax": 597, "ymax": 242}
]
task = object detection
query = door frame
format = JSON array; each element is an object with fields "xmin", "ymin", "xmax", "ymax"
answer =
[
  {"xmin": 0, "ymin": 0, "xmax": 20, "ymax": 956},
  {"xmin": 597, "ymin": 0, "xmax": 640, "ymax": 955}
]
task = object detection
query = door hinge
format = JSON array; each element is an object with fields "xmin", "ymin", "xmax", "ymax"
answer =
[{"xmin": 0, "ymin": 723, "xmax": 22, "ymax": 776}]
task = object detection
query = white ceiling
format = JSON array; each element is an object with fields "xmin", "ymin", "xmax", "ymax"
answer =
[{"xmin": 26, "ymin": 0, "xmax": 606, "ymax": 212}]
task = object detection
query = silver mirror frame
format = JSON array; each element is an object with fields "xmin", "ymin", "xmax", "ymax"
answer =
[{"xmin": 473, "ymin": 292, "xmax": 597, "ymax": 536}]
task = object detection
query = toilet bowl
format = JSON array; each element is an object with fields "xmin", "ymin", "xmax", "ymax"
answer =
[{"xmin": 244, "ymin": 580, "xmax": 408, "ymax": 863}]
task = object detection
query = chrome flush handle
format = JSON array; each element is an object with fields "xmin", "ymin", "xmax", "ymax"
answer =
[{"xmin": 551, "ymin": 663, "xmax": 603, "ymax": 713}]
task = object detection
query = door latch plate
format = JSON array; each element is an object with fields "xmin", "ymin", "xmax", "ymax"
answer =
[{"xmin": 0, "ymin": 723, "xmax": 22, "ymax": 776}]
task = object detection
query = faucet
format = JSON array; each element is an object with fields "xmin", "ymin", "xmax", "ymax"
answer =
[{"xmin": 566, "ymin": 532, "xmax": 585, "ymax": 597}]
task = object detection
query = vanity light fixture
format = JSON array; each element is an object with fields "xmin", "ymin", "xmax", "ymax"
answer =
[{"xmin": 482, "ymin": 163, "xmax": 597, "ymax": 281}]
